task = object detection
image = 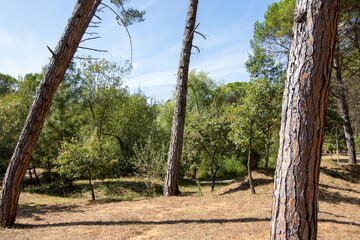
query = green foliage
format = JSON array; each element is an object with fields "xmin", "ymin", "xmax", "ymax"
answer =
[
  {"xmin": 110, "ymin": 0, "xmax": 146, "ymax": 27},
  {"xmin": 132, "ymin": 136, "xmax": 167, "ymax": 196},
  {"xmin": 219, "ymin": 156, "xmax": 247, "ymax": 179},
  {"xmin": 56, "ymin": 129, "xmax": 113, "ymax": 183},
  {"xmin": 252, "ymin": 0, "xmax": 295, "ymax": 61},
  {"xmin": 0, "ymin": 93, "xmax": 23, "ymax": 174},
  {"xmin": 0, "ymin": 73, "xmax": 17, "ymax": 96}
]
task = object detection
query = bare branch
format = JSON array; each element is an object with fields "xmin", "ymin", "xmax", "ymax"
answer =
[
  {"xmin": 94, "ymin": 14, "xmax": 102, "ymax": 21},
  {"xmin": 80, "ymin": 36, "xmax": 101, "ymax": 43},
  {"xmin": 73, "ymin": 56, "xmax": 100, "ymax": 60},
  {"xmin": 100, "ymin": 2, "xmax": 134, "ymax": 64},
  {"xmin": 192, "ymin": 45, "xmax": 201, "ymax": 54},
  {"xmin": 85, "ymin": 32, "xmax": 99, "ymax": 36},
  {"xmin": 47, "ymin": 45, "xmax": 56, "ymax": 57},
  {"xmin": 195, "ymin": 31, "xmax": 206, "ymax": 40},
  {"xmin": 78, "ymin": 46, "xmax": 109, "ymax": 53},
  {"xmin": 188, "ymin": 23, "xmax": 200, "ymax": 41}
]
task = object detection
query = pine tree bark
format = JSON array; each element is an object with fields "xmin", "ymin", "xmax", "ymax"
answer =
[
  {"xmin": 333, "ymin": 52, "xmax": 357, "ymax": 164},
  {"xmin": 0, "ymin": 0, "xmax": 102, "ymax": 227},
  {"xmin": 270, "ymin": 0, "xmax": 340, "ymax": 239},
  {"xmin": 163, "ymin": 0, "xmax": 199, "ymax": 196}
]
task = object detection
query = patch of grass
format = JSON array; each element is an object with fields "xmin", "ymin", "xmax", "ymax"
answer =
[
  {"xmin": 22, "ymin": 178, "xmax": 165, "ymax": 201},
  {"xmin": 23, "ymin": 183, "xmax": 84, "ymax": 198}
]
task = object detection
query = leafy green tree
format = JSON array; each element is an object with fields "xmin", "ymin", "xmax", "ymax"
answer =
[
  {"xmin": 0, "ymin": 94, "xmax": 23, "ymax": 176},
  {"xmin": 132, "ymin": 136, "xmax": 167, "ymax": 196},
  {"xmin": 185, "ymin": 105, "xmax": 230, "ymax": 191},
  {"xmin": 56, "ymin": 129, "xmax": 112, "ymax": 201},
  {"xmin": 0, "ymin": 74, "xmax": 17, "ymax": 96},
  {"xmin": 245, "ymin": 39, "xmax": 284, "ymax": 168},
  {"xmin": 227, "ymin": 80, "xmax": 271, "ymax": 194},
  {"xmin": 252, "ymin": 0, "xmax": 295, "ymax": 62}
]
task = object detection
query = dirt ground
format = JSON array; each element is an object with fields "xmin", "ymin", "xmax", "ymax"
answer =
[{"xmin": 1, "ymin": 156, "xmax": 359, "ymax": 240}]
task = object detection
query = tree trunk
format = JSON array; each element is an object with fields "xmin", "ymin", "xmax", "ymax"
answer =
[
  {"xmin": 46, "ymin": 156, "xmax": 52, "ymax": 184},
  {"xmin": 32, "ymin": 162, "xmax": 40, "ymax": 186},
  {"xmin": 264, "ymin": 137, "xmax": 270, "ymax": 169},
  {"xmin": 333, "ymin": 52, "xmax": 357, "ymax": 164},
  {"xmin": 211, "ymin": 156, "xmax": 220, "ymax": 192},
  {"xmin": 0, "ymin": 0, "xmax": 101, "ymax": 227},
  {"xmin": 27, "ymin": 167, "xmax": 33, "ymax": 184},
  {"xmin": 270, "ymin": 1, "xmax": 340, "ymax": 239},
  {"xmin": 88, "ymin": 171, "xmax": 95, "ymax": 201},
  {"xmin": 163, "ymin": 0, "xmax": 199, "ymax": 196},
  {"xmin": 247, "ymin": 135, "xmax": 256, "ymax": 194}
]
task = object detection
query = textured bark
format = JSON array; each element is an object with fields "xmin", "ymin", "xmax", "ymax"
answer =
[
  {"xmin": 0, "ymin": 0, "xmax": 101, "ymax": 227},
  {"xmin": 163, "ymin": 0, "xmax": 199, "ymax": 196},
  {"xmin": 333, "ymin": 53, "xmax": 357, "ymax": 164},
  {"xmin": 270, "ymin": 0, "xmax": 340, "ymax": 239}
]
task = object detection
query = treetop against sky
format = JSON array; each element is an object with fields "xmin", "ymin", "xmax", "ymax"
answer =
[{"xmin": 0, "ymin": 0, "xmax": 273, "ymax": 101}]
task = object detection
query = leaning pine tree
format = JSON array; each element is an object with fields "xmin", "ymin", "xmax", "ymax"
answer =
[
  {"xmin": 163, "ymin": 0, "xmax": 199, "ymax": 196},
  {"xmin": 0, "ymin": 0, "xmax": 102, "ymax": 227},
  {"xmin": 270, "ymin": 0, "xmax": 340, "ymax": 239}
]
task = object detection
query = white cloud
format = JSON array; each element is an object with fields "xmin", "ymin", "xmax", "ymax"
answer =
[{"xmin": 125, "ymin": 69, "xmax": 176, "ymax": 88}]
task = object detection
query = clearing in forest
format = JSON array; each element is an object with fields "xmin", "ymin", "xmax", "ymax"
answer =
[{"xmin": 1, "ymin": 156, "xmax": 359, "ymax": 240}]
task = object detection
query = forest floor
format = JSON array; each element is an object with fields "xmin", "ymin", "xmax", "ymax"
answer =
[{"xmin": 1, "ymin": 155, "xmax": 359, "ymax": 240}]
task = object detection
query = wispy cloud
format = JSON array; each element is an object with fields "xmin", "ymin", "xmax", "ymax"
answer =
[{"xmin": 0, "ymin": 28, "xmax": 50, "ymax": 77}]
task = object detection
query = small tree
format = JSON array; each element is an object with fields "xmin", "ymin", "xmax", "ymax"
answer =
[
  {"xmin": 185, "ymin": 105, "xmax": 229, "ymax": 192},
  {"xmin": 132, "ymin": 136, "xmax": 167, "ymax": 196},
  {"xmin": 56, "ymin": 129, "xmax": 111, "ymax": 201}
]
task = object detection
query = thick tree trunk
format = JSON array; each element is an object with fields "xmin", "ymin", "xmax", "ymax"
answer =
[
  {"xmin": 333, "ymin": 53, "xmax": 357, "ymax": 164},
  {"xmin": 0, "ymin": 0, "xmax": 101, "ymax": 227},
  {"xmin": 270, "ymin": 0, "xmax": 340, "ymax": 239},
  {"xmin": 163, "ymin": 0, "xmax": 199, "ymax": 196}
]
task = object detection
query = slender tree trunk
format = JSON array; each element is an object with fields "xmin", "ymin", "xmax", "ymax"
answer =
[
  {"xmin": 47, "ymin": 156, "xmax": 52, "ymax": 184},
  {"xmin": 264, "ymin": 136, "xmax": 270, "ymax": 169},
  {"xmin": 336, "ymin": 127, "xmax": 340, "ymax": 164},
  {"xmin": 163, "ymin": 0, "xmax": 199, "ymax": 196},
  {"xmin": 88, "ymin": 171, "xmax": 95, "ymax": 201},
  {"xmin": 333, "ymin": 52, "xmax": 357, "ymax": 164},
  {"xmin": 270, "ymin": 1, "xmax": 340, "ymax": 239},
  {"xmin": 0, "ymin": 0, "xmax": 101, "ymax": 227},
  {"xmin": 247, "ymin": 133, "xmax": 255, "ymax": 194},
  {"xmin": 32, "ymin": 162, "xmax": 40, "ymax": 186},
  {"xmin": 27, "ymin": 167, "xmax": 33, "ymax": 184},
  {"xmin": 210, "ymin": 156, "xmax": 220, "ymax": 192}
]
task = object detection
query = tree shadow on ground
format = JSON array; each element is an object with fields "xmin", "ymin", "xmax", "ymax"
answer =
[
  {"xmin": 320, "ymin": 165, "xmax": 360, "ymax": 183},
  {"xmin": 319, "ymin": 188, "xmax": 360, "ymax": 206},
  {"xmin": 14, "ymin": 217, "xmax": 271, "ymax": 229},
  {"xmin": 13, "ymin": 217, "xmax": 360, "ymax": 229},
  {"xmin": 320, "ymin": 183, "xmax": 360, "ymax": 194},
  {"xmin": 17, "ymin": 204, "xmax": 84, "ymax": 220},
  {"xmin": 219, "ymin": 178, "xmax": 273, "ymax": 196}
]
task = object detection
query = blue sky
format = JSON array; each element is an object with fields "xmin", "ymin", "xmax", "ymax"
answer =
[{"xmin": 0, "ymin": 0, "xmax": 274, "ymax": 101}]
